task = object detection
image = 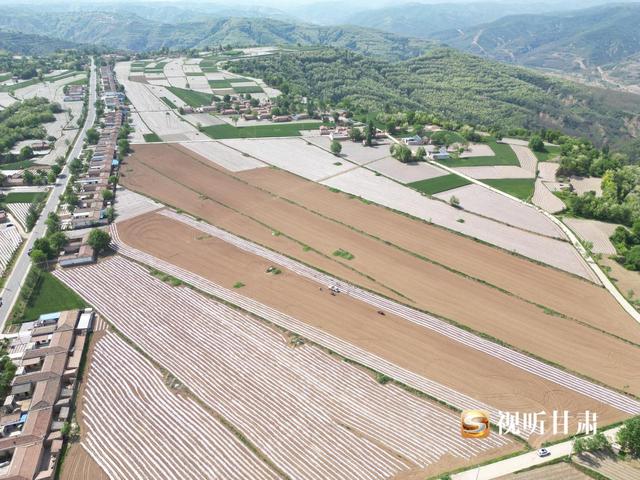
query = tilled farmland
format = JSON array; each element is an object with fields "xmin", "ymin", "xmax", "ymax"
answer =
[
  {"xmin": 55, "ymin": 257, "xmax": 517, "ymax": 480},
  {"xmin": 82, "ymin": 333, "xmax": 280, "ymax": 480}
]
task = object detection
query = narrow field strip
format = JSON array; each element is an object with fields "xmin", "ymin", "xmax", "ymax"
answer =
[
  {"xmin": 155, "ymin": 210, "xmax": 640, "ymax": 416},
  {"xmin": 0, "ymin": 227, "xmax": 22, "ymax": 276},
  {"xmin": 82, "ymin": 333, "xmax": 280, "ymax": 480},
  {"xmin": 6, "ymin": 203, "xmax": 31, "ymax": 229},
  {"xmin": 55, "ymin": 257, "xmax": 515, "ymax": 480}
]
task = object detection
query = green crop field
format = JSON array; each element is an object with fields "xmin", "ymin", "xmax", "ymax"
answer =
[
  {"xmin": 19, "ymin": 271, "xmax": 87, "ymax": 323},
  {"xmin": 186, "ymin": 72, "xmax": 205, "ymax": 76},
  {"xmin": 209, "ymin": 79, "xmax": 232, "ymax": 88},
  {"xmin": 4, "ymin": 191, "xmax": 46, "ymax": 203},
  {"xmin": 143, "ymin": 132, "xmax": 162, "ymax": 143},
  {"xmin": 409, "ymin": 174, "xmax": 471, "ymax": 195},
  {"xmin": 439, "ymin": 139, "xmax": 519, "ymax": 167},
  {"xmin": 534, "ymin": 145, "xmax": 562, "ymax": 162},
  {"xmin": 234, "ymin": 85, "xmax": 263, "ymax": 94},
  {"xmin": 167, "ymin": 86, "xmax": 215, "ymax": 107},
  {"xmin": 202, "ymin": 122, "xmax": 323, "ymax": 139},
  {"xmin": 482, "ymin": 178, "xmax": 535, "ymax": 200}
]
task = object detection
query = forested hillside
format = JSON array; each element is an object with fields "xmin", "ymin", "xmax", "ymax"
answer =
[
  {"xmin": 433, "ymin": 4, "xmax": 640, "ymax": 72},
  {"xmin": 0, "ymin": 11, "xmax": 432, "ymax": 60},
  {"xmin": 0, "ymin": 31, "xmax": 80, "ymax": 55},
  {"xmin": 231, "ymin": 48, "xmax": 640, "ymax": 147}
]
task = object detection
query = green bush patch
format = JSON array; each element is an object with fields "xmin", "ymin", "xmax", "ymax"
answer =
[
  {"xmin": 333, "ymin": 248, "xmax": 354, "ymax": 260},
  {"xmin": 160, "ymin": 97, "xmax": 177, "ymax": 109},
  {"xmin": 143, "ymin": 132, "xmax": 162, "ymax": 143}
]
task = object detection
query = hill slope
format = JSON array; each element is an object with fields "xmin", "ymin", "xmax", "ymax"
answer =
[
  {"xmin": 232, "ymin": 47, "xmax": 640, "ymax": 147},
  {"xmin": 0, "ymin": 30, "xmax": 80, "ymax": 55},
  {"xmin": 0, "ymin": 11, "xmax": 432, "ymax": 60},
  {"xmin": 433, "ymin": 4, "xmax": 640, "ymax": 73}
]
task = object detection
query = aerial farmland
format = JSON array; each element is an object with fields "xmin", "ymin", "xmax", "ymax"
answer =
[{"xmin": 41, "ymin": 50, "xmax": 640, "ymax": 480}]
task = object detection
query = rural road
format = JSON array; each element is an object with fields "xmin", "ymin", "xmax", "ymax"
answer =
[
  {"xmin": 0, "ymin": 58, "xmax": 97, "ymax": 330},
  {"xmin": 453, "ymin": 428, "xmax": 620, "ymax": 479}
]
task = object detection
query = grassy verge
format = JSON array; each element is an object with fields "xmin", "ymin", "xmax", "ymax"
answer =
[
  {"xmin": 10, "ymin": 268, "xmax": 87, "ymax": 324},
  {"xmin": 160, "ymin": 96, "xmax": 177, "ymax": 109},
  {"xmin": 441, "ymin": 139, "xmax": 519, "ymax": 167},
  {"xmin": 409, "ymin": 173, "xmax": 471, "ymax": 195},
  {"xmin": 201, "ymin": 122, "xmax": 323, "ymax": 139},
  {"xmin": 143, "ymin": 132, "xmax": 162, "ymax": 143},
  {"xmin": 166, "ymin": 86, "xmax": 215, "ymax": 108},
  {"xmin": 482, "ymin": 178, "xmax": 535, "ymax": 201}
]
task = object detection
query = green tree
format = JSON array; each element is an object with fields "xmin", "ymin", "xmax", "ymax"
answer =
[
  {"xmin": 624, "ymin": 246, "xmax": 640, "ymax": 271},
  {"xmin": 25, "ymin": 204, "xmax": 38, "ymax": 230},
  {"xmin": 330, "ymin": 140, "xmax": 342, "ymax": 156},
  {"xmin": 618, "ymin": 416, "xmax": 640, "ymax": 456},
  {"xmin": 349, "ymin": 128, "xmax": 363, "ymax": 143},
  {"xmin": 29, "ymin": 249, "xmax": 47, "ymax": 266},
  {"xmin": 18, "ymin": 146, "xmax": 34, "ymax": 161},
  {"xmin": 102, "ymin": 189, "xmax": 114, "ymax": 202},
  {"xmin": 45, "ymin": 212, "xmax": 60, "ymax": 236},
  {"xmin": 87, "ymin": 228, "xmax": 111, "ymax": 254},
  {"xmin": 528, "ymin": 135, "xmax": 545, "ymax": 152},
  {"xmin": 414, "ymin": 146, "xmax": 426, "ymax": 161},
  {"xmin": 69, "ymin": 158, "xmax": 83, "ymax": 176},
  {"xmin": 48, "ymin": 232, "xmax": 68, "ymax": 252},
  {"xmin": 86, "ymin": 128, "xmax": 99, "ymax": 145},
  {"xmin": 390, "ymin": 143, "xmax": 412, "ymax": 163}
]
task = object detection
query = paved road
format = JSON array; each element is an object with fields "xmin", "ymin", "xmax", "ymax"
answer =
[
  {"xmin": 0, "ymin": 59, "xmax": 97, "ymax": 331},
  {"xmin": 453, "ymin": 428, "xmax": 620, "ymax": 480}
]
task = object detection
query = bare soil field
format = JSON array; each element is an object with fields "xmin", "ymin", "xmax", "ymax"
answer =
[
  {"xmin": 59, "ymin": 443, "xmax": 110, "ymax": 480},
  {"xmin": 115, "ymin": 211, "xmax": 631, "ymax": 441},
  {"xmin": 235, "ymin": 166, "xmax": 635, "ymax": 335},
  {"xmin": 602, "ymin": 257, "xmax": 640, "ymax": 302},
  {"xmin": 305, "ymin": 136, "xmax": 391, "ymax": 165},
  {"xmin": 119, "ymin": 145, "xmax": 640, "ymax": 394},
  {"xmin": 571, "ymin": 177, "xmax": 603, "ymax": 196}
]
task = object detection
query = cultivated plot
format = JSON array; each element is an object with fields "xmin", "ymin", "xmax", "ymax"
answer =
[
  {"xmin": 532, "ymin": 179, "xmax": 566, "ymax": 213},
  {"xmin": 80, "ymin": 332, "xmax": 280, "ymax": 480},
  {"xmin": 179, "ymin": 141, "xmax": 267, "ymax": 172},
  {"xmin": 368, "ymin": 156, "xmax": 448, "ymax": 183},
  {"xmin": 304, "ymin": 136, "xmax": 391, "ymax": 165},
  {"xmin": 0, "ymin": 226, "xmax": 22, "ymax": 275},
  {"xmin": 57, "ymin": 259, "xmax": 517, "ymax": 479},
  {"xmin": 320, "ymin": 167, "xmax": 592, "ymax": 279},
  {"xmin": 109, "ymin": 212, "xmax": 638, "ymax": 437},
  {"xmin": 454, "ymin": 166, "xmax": 535, "ymax": 179},
  {"xmin": 221, "ymin": 138, "xmax": 357, "ymax": 181},
  {"xmin": 563, "ymin": 218, "xmax": 619, "ymax": 255},
  {"xmin": 433, "ymin": 184, "xmax": 564, "ymax": 237}
]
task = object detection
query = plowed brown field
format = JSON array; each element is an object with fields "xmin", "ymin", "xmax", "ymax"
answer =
[
  {"xmin": 118, "ymin": 212, "xmax": 629, "ymax": 444},
  {"xmin": 119, "ymin": 144, "xmax": 640, "ymax": 395}
]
